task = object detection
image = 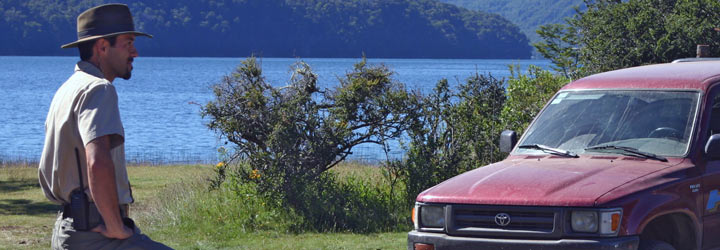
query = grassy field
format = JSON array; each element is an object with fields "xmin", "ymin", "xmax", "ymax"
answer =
[{"xmin": 0, "ymin": 163, "xmax": 407, "ymax": 249}]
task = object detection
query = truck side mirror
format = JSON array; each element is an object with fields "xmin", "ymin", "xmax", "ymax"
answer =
[
  {"xmin": 500, "ymin": 130, "xmax": 518, "ymax": 153},
  {"xmin": 706, "ymin": 134, "xmax": 720, "ymax": 160}
]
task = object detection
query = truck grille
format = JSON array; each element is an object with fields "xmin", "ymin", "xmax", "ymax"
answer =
[{"xmin": 447, "ymin": 205, "xmax": 561, "ymax": 238}]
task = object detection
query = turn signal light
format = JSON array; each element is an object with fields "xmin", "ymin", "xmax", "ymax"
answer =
[
  {"xmin": 598, "ymin": 210, "xmax": 622, "ymax": 234},
  {"xmin": 411, "ymin": 207, "xmax": 416, "ymax": 224},
  {"xmin": 611, "ymin": 213, "xmax": 620, "ymax": 231}
]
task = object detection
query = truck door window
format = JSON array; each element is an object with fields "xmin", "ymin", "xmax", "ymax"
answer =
[{"xmin": 709, "ymin": 91, "xmax": 720, "ymax": 137}]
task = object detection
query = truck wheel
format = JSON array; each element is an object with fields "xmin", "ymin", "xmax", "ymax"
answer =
[{"xmin": 639, "ymin": 240, "xmax": 675, "ymax": 250}]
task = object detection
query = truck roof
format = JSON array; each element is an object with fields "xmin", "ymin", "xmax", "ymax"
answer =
[{"xmin": 563, "ymin": 61, "xmax": 720, "ymax": 91}]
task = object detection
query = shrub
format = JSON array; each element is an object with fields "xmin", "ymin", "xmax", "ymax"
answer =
[
  {"xmin": 397, "ymin": 66, "xmax": 568, "ymax": 206},
  {"xmin": 398, "ymin": 74, "xmax": 506, "ymax": 206},
  {"xmin": 202, "ymin": 57, "xmax": 418, "ymax": 232},
  {"xmin": 501, "ymin": 65, "xmax": 569, "ymax": 135},
  {"xmin": 282, "ymin": 169, "xmax": 409, "ymax": 232}
]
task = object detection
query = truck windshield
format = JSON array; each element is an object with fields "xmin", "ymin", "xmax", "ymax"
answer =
[{"xmin": 516, "ymin": 90, "xmax": 700, "ymax": 157}]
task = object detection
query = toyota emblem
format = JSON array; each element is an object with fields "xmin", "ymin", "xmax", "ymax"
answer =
[{"xmin": 495, "ymin": 213, "xmax": 511, "ymax": 227}]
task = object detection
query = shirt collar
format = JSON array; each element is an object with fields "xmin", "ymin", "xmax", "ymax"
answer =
[{"xmin": 75, "ymin": 61, "xmax": 106, "ymax": 80}]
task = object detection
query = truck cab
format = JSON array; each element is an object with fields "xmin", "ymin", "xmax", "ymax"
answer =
[{"xmin": 408, "ymin": 60, "xmax": 720, "ymax": 250}]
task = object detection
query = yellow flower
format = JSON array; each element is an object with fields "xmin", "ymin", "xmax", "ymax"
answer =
[
  {"xmin": 216, "ymin": 162, "xmax": 225, "ymax": 169},
  {"xmin": 249, "ymin": 169, "xmax": 261, "ymax": 179}
]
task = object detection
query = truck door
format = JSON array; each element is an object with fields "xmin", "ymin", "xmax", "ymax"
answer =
[{"xmin": 703, "ymin": 85, "xmax": 720, "ymax": 249}]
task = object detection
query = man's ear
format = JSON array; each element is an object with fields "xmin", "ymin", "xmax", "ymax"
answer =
[{"xmin": 93, "ymin": 38, "xmax": 110, "ymax": 56}]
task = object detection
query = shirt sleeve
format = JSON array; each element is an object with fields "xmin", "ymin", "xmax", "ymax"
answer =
[{"xmin": 77, "ymin": 83, "xmax": 125, "ymax": 148}]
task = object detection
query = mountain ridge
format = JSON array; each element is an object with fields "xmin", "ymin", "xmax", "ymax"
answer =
[
  {"xmin": 0, "ymin": 0, "xmax": 531, "ymax": 59},
  {"xmin": 439, "ymin": 0, "xmax": 585, "ymax": 52}
]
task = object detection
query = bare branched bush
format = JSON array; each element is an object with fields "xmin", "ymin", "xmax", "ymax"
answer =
[{"xmin": 202, "ymin": 57, "xmax": 419, "ymax": 231}]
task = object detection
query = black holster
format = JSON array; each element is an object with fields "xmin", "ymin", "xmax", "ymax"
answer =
[{"xmin": 68, "ymin": 188, "xmax": 90, "ymax": 231}]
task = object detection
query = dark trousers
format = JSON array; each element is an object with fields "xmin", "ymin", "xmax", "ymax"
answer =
[{"xmin": 51, "ymin": 212, "xmax": 173, "ymax": 250}]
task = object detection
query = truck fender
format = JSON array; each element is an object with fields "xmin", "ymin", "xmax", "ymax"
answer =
[{"xmin": 635, "ymin": 207, "xmax": 701, "ymax": 250}]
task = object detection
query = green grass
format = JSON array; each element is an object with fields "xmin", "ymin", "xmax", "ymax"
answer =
[
  {"xmin": 0, "ymin": 163, "xmax": 408, "ymax": 249},
  {"xmin": 148, "ymin": 231, "xmax": 408, "ymax": 250},
  {"xmin": 329, "ymin": 161, "xmax": 387, "ymax": 184},
  {"xmin": 0, "ymin": 164, "xmax": 57, "ymax": 249}
]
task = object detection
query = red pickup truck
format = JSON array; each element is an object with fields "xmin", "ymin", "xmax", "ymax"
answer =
[{"xmin": 408, "ymin": 60, "xmax": 720, "ymax": 250}]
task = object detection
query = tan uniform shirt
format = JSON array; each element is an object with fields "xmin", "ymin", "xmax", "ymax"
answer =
[{"xmin": 38, "ymin": 61, "xmax": 133, "ymax": 205}]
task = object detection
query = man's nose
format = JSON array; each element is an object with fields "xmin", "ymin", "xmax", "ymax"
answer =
[{"xmin": 130, "ymin": 45, "xmax": 138, "ymax": 57}]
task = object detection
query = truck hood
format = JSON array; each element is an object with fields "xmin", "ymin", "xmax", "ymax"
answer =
[{"xmin": 417, "ymin": 155, "xmax": 681, "ymax": 207}]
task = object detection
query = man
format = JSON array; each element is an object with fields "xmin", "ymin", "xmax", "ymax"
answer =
[{"xmin": 38, "ymin": 4, "xmax": 172, "ymax": 249}]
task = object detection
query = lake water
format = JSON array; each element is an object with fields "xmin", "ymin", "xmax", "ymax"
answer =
[{"xmin": 0, "ymin": 56, "xmax": 550, "ymax": 164}]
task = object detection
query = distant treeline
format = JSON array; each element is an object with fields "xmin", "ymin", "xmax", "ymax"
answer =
[
  {"xmin": 440, "ymin": 0, "xmax": 585, "ymax": 44},
  {"xmin": 0, "ymin": 0, "xmax": 531, "ymax": 59}
]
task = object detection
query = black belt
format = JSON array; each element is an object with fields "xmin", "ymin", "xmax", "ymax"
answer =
[{"xmin": 62, "ymin": 203, "xmax": 129, "ymax": 229}]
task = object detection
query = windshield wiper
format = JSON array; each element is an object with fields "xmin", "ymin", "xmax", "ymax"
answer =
[
  {"xmin": 518, "ymin": 144, "xmax": 579, "ymax": 158},
  {"xmin": 585, "ymin": 145, "xmax": 667, "ymax": 162}
]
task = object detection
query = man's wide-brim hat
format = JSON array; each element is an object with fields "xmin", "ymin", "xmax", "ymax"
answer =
[{"xmin": 61, "ymin": 3, "xmax": 152, "ymax": 49}]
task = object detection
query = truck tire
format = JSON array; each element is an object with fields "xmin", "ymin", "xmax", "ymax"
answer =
[{"xmin": 639, "ymin": 240, "xmax": 675, "ymax": 250}]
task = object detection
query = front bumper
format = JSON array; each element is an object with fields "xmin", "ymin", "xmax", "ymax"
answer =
[{"xmin": 408, "ymin": 231, "xmax": 639, "ymax": 250}]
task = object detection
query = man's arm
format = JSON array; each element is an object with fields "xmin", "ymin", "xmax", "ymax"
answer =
[{"xmin": 85, "ymin": 135, "xmax": 133, "ymax": 239}]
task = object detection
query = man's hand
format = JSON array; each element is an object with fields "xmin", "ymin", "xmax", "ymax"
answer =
[{"xmin": 91, "ymin": 224, "xmax": 133, "ymax": 239}]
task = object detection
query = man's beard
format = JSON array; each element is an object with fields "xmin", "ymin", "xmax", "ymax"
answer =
[
  {"xmin": 120, "ymin": 71, "xmax": 131, "ymax": 80},
  {"xmin": 120, "ymin": 57, "xmax": 133, "ymax": 80}
]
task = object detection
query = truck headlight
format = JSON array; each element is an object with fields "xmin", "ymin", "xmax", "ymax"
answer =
[
  {"xmin": 420, "ymin": 205, "xmax": 445, "ymax": 228},
  {"xmin": 571, "ymin": 209, "xmax": 622, "ymax": 235},
  {"xmin": 571, "ymin": 211, "xmax": 598, "ymax": 232}
]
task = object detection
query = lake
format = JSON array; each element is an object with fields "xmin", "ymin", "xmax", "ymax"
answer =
[{"xmin": 0, "ymin": 56, "xmax": 550, "ymax": 164}]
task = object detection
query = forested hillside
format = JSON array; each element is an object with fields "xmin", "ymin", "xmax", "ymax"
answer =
[
  {"xmin": 0, "ymin": 0, "xmax": 531, "ymax": 58},
  {"xmin": 440, "ymin": 0, "xmax": 584, "ymax": 46}
]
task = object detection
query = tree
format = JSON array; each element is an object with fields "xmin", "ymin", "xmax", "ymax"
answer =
[
  {"xmin": 535, "ymin": 0, "xmax": 720, "ymax": 76},
  {"xmin": 533, "ymin": 23, "xmax": 581, "ymax": 79},
  {"xmin": 202, "ymin": 57, "xmax": 420, "ymax": 231}
]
